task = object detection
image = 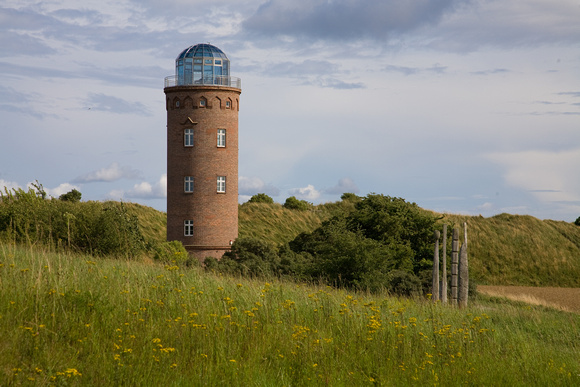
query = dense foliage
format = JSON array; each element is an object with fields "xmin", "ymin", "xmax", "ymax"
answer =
[
  {"xmin": 0, "ymin": 185, "xmax": 146, "ymax": 258},
  {"xmin": 247, "ymin": 193, "xmax": 274, "ymax": 204},
  {"xmin": 209, "ymin": 194, "xmax": 438, "ymax": 294},
  {"xmin": 59, "ymin": 189, "xmax": 82, "ymax": 202},
  {"xmin": 283, "ymin": 196, "xmax": 311, "ymax": 211}
]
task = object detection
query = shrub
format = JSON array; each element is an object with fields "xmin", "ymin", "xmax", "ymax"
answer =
[
  {"xmin": 247, "ymin": 193, "xmax": 274, "ymax": 204},
  {"xmin": 217, "ymin": 237, "xmax": 281, "ymax": 277},
  {"xmin": 59, "ymin": 189, "xmax": 82, "ymax": 202},
  {"xmin": 0, "ymin": 185, "xmax": 145, "ymax": 258},
  {"xmin": 575, "ymin": 216, "xmax": 580, "ymax": 226},
  {"xmin": 283, "ymin": 196, "xmax": 310, "ymax": 211},
  {"xmin": 153, "ymin": 241, "xmax": 188, "ymax": 265},
  {"xmin": 387, "ymin": 270, "xmax": 422, "ymax": 296}
]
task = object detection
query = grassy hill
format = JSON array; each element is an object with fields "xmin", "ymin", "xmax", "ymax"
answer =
[
  {"xmin": 1, "ymin": 245, "xmax": 578, "ymax": 385},
  {"xmin": 133, "ymin": 201, "xmax": 580, "ymax": 287}
]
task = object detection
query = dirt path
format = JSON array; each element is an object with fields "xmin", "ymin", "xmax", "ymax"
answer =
[{"xmin": 478, "ymin": 285, "xmax": 580, "ymax": 313}]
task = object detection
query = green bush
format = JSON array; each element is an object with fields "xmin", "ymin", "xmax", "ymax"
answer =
[
  {"xmin": 153, "ymin": 241, "xmax": 188, "ymax": 265},
  {"xmin": 283, "ymin": 196, "xmax": 310, "ymax": 211},
  {"xmin": 247, "ymin": 193, "xmax": 274, "ymax": 204},
  {"xmin": 217, "ymin": 237, "xmax": 282, "ymax": 277},
  {"xmin": 0, "ymin": 185, "xmax": 145, "ymax": 258},
  {"xmin": 575, "ymin": 216, "xmax": 580, "ymax": 226},
  {"xmin": 59, "ymin": 189, "xmax": 82, "ymax": 202}
]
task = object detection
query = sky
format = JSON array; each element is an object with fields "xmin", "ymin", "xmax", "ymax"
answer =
[{"xmin": 0, "ymin": 0, "xmax": 579, "ymax": 221}]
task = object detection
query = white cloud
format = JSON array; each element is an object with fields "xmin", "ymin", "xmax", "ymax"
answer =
[
  {"xmin": 487, "ymin": 148, "xmax": 580, "ymax": 203},
  {"xmin": 0, "ymin": 179, "xmax": 21, "ymax": 193},
  {"xmin": 288, "ymin": 184, "xmax": 321, "ymax": 201},
  {"xmin": 44, "ymin": 183, "xmax": 80, "ymax": 198},
  {"xmin": 125, "ymin": 174, "xmax": 167, "ymax": 199},
  {"xmin": 73, "ymin": 162, "xmax": 142, "ymax": 183}
]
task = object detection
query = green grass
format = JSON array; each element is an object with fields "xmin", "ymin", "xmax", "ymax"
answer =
[
  {"xmin": 1, "ymin": 243, "xmax": 579, "ymax": 386},
  {"xmin": 442, "ymin": 213, "xmax": 580, "ymax": 286},
  {"xmin": 135, "ymin": 201, "xmax": 580, "ymax": 287},
  {"xmin": 238, "ymin": 202, "xmax": 333, "ymax": 246}
]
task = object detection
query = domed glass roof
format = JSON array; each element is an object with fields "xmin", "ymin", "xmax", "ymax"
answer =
[
  {"xmin": 166, "ymin": 43, "xmax": 240, "ymax": 88},
  {"xmin": 177, "ymin": 44, "xmax": 229, "ymax": 61}
]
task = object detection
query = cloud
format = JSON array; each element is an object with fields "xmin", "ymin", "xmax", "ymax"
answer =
[
  {"xmin": 429, "ymin": 0, "xmax": 580, "ymax": 51},
  {"xmin": 384, "ymin": 64, "xmax": 448, "ymax": 76},
  {"xmin": 109, "ymin": 174, "xmax": 167, "ymax": 200},
  {"xmin": 44, "ymin": 183, "xmax": 80, "ymax": 198},
  {"xmin": 308, "ymin": 77, "xmax": 365, "ymax": 90},
  {"xmin": 238, "ymin": 176, "xmax": 280, "ymax": 196},
  {"xmin": 470, "ymin": 69, "xmax": 510, "ymax": 76},
  {"xmin": 243, "ymin": 0, "xmax": 459, "ymax": 41},
  {"xmin": 487, "ymin": 148, "xmax": 580, "ymax": 203},
  {"xmin": 324, "ymin": 178, "xmax": 360, "ymax": 195},
  {"xmin": 288, "ymin": 184, "xmax": 321, "ymax": 201},
  {"xmin": 0, "ymin": 179, "xmax": 21, "ymax": 192},
  {"xmin": 84, "ymin": 93, "xmax": 152, "ymax": 115},
  {"xmin": 73, "ymin": 163, "xmax": 142, "ymax": 183},
  {"xmin": 0, "ymin": 86, "xmax": 46, "ymax": 118},
  {"xmin": 557, "ymin": 92, "xmax": 580, "ymax": 98}
]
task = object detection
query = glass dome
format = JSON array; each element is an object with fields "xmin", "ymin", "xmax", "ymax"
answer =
[{"xmin": 175, "ymin": 44, "xmax": 230, "ymax": 86}]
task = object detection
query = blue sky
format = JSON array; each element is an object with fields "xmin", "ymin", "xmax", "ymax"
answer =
[{"xmin": 1, "ymin": 0, "xmax": 579, "ymax": 221}]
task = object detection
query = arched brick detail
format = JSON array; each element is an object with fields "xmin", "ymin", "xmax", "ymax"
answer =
[{"xmin": 183, "ymin": 96, "xmax": 193, "ymax": 109}]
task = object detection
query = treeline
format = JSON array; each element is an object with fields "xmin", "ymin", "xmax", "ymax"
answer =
[
  {"xmin": 1, "ymin": 184, "xmax": 442, "ymax": 294},
  {"xmin": 206, "ymin": 193, "xmax": 439, "ymax": 295},
  {"xmin": 0, "ymin": 183, "xmax": 146, "ymax": 258}
]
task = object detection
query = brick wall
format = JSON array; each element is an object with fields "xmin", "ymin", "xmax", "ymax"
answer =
[{"xmin": 164, "ymin": 85, "xmax": 241, "ymax": 259}]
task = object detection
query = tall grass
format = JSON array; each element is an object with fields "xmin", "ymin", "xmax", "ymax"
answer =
[
  {"xmin": 238, "ymin": 203, "xmax": 331, "ymax": 246},
  {"xmin": 1, "ymin": 243, "xmax": 578, "ymax": 385}
]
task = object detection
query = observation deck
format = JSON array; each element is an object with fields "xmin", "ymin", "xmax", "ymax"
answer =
[{"xmin": 164, "ymin": 75, "xmax": 241, "ymax": 89}]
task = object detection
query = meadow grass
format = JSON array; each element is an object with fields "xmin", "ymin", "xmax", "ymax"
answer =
[{"xmin": 1, "ymin": 243, "xmax": 579, "ymax": 386}]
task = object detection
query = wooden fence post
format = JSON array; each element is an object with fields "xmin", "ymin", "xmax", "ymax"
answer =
[
  {"xmin": 458, "ymin": 222, "xmax": 469, "ymax": 308},
  {"xmin": 432, "ymin": 230, "xmax": 440, "ymax": 302},
  {"xmin": 451, "ymin": 228, "xmax": 459, "ymax": 305},
  {"xmin": 441, "ymin": 224, "xmax": 448, "ymax": 304}
]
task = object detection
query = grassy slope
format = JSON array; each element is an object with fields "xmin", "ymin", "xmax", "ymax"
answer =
[
  {"xmin": 441, "ymin": 213, "xmax": 580, "ymax": 286},
  {"xmin": 237, "ymin": 202, "xmax": 333, "ymax": 245},
  {"xmin": 1, "ymin": 245, "xmax": 578, "ymax": 385},
  {"xmin": 133, "ymin": 202, "xmax": 580, "ymax": 287}
]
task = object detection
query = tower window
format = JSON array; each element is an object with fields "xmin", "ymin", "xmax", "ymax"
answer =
[
  {"xmin": 217, "ymin": 176, "xmax": 226, "ymax": 193},
  {"xmin": 184, "ymin": 176, "xmax": 194, "ymax": 193},
  {"xmin": 184, "ymin": 129, "xmax": 193, "ymax": 147},
  {"xmin": 184, "ymin": 220, "xmax": 193, "ymax": 236},
  {"xmin": 226, "ymin": 101, "xmax": 231, "ymax": 108},
  {"xmin": 217, "ymin": 129, "xmax": 226, "ymax": 147},
  {"xmin": 199, "ymin": 99, "xmax": 206, "ymax": 107}
]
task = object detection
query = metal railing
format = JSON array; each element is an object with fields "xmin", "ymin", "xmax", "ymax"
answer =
[{"xmin": 164, "ymin": 75, "xmax": 241, "ymax": 89}]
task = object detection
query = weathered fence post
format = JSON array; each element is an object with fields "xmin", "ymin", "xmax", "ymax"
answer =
[
  {"xmin": 458, "ymin": 222, "xmax": 469, "ymax": 308},
  {"xmin": 432, "ymin": 230, "xmax": 440, "ymax": 302},
  {"xmin": 441, "ymin": 224, "xmax": 448, "ymax": 304},
  {"xmin": 451, "ymin": 228, "xmax": 459, "ymax": 305}
]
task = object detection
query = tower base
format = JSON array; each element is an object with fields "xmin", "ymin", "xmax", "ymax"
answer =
[{"xmin": 185, "ymin": 245, "xmax": 232, "ymax": 260}]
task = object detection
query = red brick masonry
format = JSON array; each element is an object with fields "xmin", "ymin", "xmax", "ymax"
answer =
[{"xmin": 165, "ymin": 85, "xmax": 241, "ymax": 259}]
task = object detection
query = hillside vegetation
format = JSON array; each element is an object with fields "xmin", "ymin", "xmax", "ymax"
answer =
[
  {"xmin": 236, "ymin": 203, "xmax": 580, "ymax": 287},
  {"xmin": 1, "ymin": 245, "xmax": 578, "ymax": 385},
  {"xmin": 2, "ymin": 185, "xmax": 580, "ymax": 288}
]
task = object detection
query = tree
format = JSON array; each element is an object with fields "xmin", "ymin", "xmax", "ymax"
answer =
[
  {"xmin": 283, "ymin": 196, "xmax": 310, "ymax": 211},
  {"xmin": 59, "ymin": 189, "xmax": 82, "ymax": 202},
  {"xmin": 575, "ymin": 216, "xmax": 580, "ymax": 226},
  {"xmin": 347, "ymin": 194, "xmax": 437, "ymax": 272},
  {"xmin": 247, "ymin": 193, "xmax": 274, "ymax": 204}
]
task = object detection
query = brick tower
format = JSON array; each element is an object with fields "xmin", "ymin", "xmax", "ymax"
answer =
[{"xmin": 164, "ymin": 44, "xmax": 241, "ymax": 259}]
